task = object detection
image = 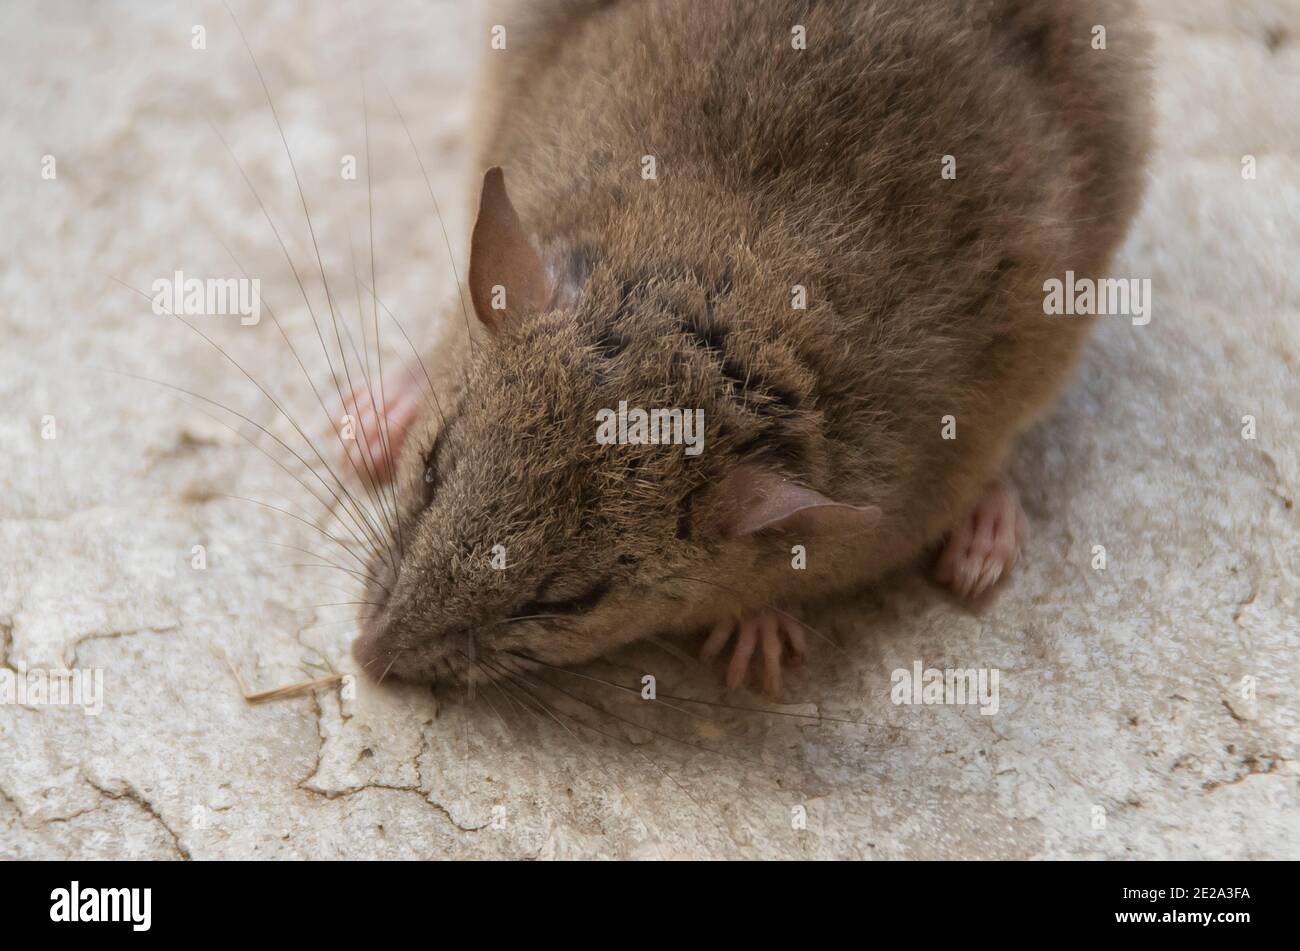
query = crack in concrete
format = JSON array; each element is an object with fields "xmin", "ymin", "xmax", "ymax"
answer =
[
  {"xmin": 295, "ymin": 776, "xmax": 489, "ymax": 832},
  {"xmin": 1202, "ymin": 754, "xmax": 1285, "ymax": 792},
  {"xmin": 0, "ymin": 783, "xmax": 25, "ymax": 821},
  {"xmin": 43, "ymin": 802, "xmax": 104, "ymax": 824},
  {"xmin": 68, "ymin": 623, "xmax": 179, "ymax": 667},
  {"xmin": 1221, "ymin": 698, "xmax": 1249, "ymax": 723},
  {"xmin": 294, "ymin": 693, "xmax": 489, "ymax": 834},
  {"xmin": 84, "ymin": 778, "xmax": 192, "ymax": 860}
]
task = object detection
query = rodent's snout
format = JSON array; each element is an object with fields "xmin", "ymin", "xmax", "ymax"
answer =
[
  {"xmin": 351, "ymin": 598, "xmax": 465, "ymax": 684},
  {"xmin": 351, "ymin": 613, "xmax": 399, "ymax": 681},
  {"xmin": 352, "ymin": 560, "xmax": 404, "ymax": 680}
]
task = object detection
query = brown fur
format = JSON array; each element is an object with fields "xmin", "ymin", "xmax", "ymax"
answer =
[{"xmin": 352, "ymin": 0, "xmax": 1151, "ymax": 684}]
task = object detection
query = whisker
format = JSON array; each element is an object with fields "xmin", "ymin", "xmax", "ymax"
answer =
[
  {"xmin": 474, "ymin": 655, "xmax": 667, "ymax": 858},
  {"xmin": 274, "ymin": 562, "xmax": 389, "ymax": 593},
  {"xmin": 111, "ymin": 270, "xmax": 392, "ymax": 562},
  {"xmin": 355, "ymin": 63, "xmax": 405, "ymax": 562},
  {"xmin": 266, "ymin": 542, "xmax": 386, "ymax": 590},
  {"xmin": 361, "ymin": 653, "xmax": 394, "ymax": 672},
  {"xmin": 646, "ymin": 636, "xmax": 697, "ymax": 665},
  {"xmin": 211, "ymin": 229, "xmax": 401, "ymax": 568},
  {"xmin": 377, "ymin": 649, "xmax": 404, "ymax": 685},
  {"xmin": 218, "ymin": 4, "xmax": 403, "ymax": 567},
  {"xmin": 490, "ymin": 654, "xmax": 817, "ymax": 786},
  {"xmin": 464, "ymin": 657, "xmax": 518, "ymax": 739},
  {"xmin": 217, "ymin": 493, "xmax": 371, "ymax": 572},
  {"xmin": 386, "ymin": 85, "xmax": 477, "ymax": 355},
  {"xmin": 104, "ymin": 360, "xmax": 379, "ymax": 562},
  {"xmin": 346, "ymin": 261, "xmax": 446, "ymax": 426},
  {"xmin": 297, "ymin": 614, "xmax": 379, "ymax": 635},
  {"xmin": 495, "ymin": 613, "xmax": 572, "ymax": 625},
  {"xmin": 490, "ymin": 655, "xmax": 719, "ymax": 753},
  {"xmin": 510, "ymin": 648, "xmax": 879, "ymax": 728},
  {"xmin": 477, "ymin": 661, "xmax": 740, "ymax": 858},
  {"xmin": 505, "ymin": 651, "xmax": 707, "ymax": 723},
  {"xmin": 204, "ymin": 128, "xmax": 399, "ymax": 570}
]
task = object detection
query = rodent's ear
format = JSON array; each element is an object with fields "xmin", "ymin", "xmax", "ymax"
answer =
[
  {"xmin": 469, "ymin": 167, "xmax": 550, "ymax": 333},
  {"xmin": 714, "ymin": 466, "xmax": 881, "ymax": 539}
]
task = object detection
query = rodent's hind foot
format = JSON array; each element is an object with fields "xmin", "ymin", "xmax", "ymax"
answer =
[
  {"xmin": 934, "ymin": 479, "xmax": 1027, "ymax": 600},
  {"xmin": 700, "ymin": 608, "xmax": 807, "ymax": 696}
]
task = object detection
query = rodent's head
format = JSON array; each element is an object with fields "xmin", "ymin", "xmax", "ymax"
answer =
[{"xmin": 351, "ymin": 169, "xmax": 878, "ymax": 686}]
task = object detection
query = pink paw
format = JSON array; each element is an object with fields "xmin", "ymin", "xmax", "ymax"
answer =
[
  {"xmin": 332, "ymin": 370, "xmax": 422, "ymax": 483},
  {"xmin": 934, "ymin": 480, "xmax": 1027, "ymax": 599},
  {"xmin": 699, "ymin": 608, "xmax": 807, "ymax": 695}
]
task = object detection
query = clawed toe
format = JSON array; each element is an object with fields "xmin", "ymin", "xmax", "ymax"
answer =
[
  {"xmin": 700, "ymin": 609, "xmax": 806, "ymax": 695},
  {"xmin": 936, "ymin": 480, "xmax": 1026, "ymax": 601}
]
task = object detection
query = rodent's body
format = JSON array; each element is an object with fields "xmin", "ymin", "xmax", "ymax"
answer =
[{"xmin": 352, "ymin": 0, "xmax": 1150, "ymax": 685}]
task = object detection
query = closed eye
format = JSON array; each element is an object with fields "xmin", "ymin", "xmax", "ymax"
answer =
[
  {"xmin": 422, "ymin": 463, "xmax": 438, "ymax": 505},
  {"xmin": 516, "ymin": 577, "xmax": 611, "ymax": 618},
  {"xmin": 423, "ymin": 411, "xmax": 458, "ymax": 506}
]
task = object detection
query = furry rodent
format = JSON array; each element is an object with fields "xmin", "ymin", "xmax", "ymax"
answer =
[{"xmin": 347, "ymin": 0, "xmax": 1150, "ymax": 689}]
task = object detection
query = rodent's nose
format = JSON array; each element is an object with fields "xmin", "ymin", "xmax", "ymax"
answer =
[{"xmin": 351, "ymin": 617, "xmax": 398, "ymax": 681}]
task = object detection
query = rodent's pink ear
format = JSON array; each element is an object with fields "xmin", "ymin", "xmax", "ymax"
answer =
[
  {"xmin": 716, "ymin": 466, "xmax": 881, "ymax": 539},
  {"xmin": 469, "ymin": 167, "xmax": 550, "ymax": 333}
]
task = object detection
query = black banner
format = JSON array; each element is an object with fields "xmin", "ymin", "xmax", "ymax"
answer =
[{"xmin": 1, "ymin": 860, "xmax": 1283, "ymax": 938}]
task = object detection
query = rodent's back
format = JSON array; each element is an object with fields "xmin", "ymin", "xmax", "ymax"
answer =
[{"xmin": 474, "ymin": 0, "xmax": 1149, "ymax": 561}]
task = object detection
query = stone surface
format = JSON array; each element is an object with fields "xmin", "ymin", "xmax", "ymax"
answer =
[{"xmin": 0, "ymin": 0, "xmax": 1296, "ymax": 859}]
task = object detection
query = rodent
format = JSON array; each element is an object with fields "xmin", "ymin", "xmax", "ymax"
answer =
[{"xmin": 345, "ymin": 0, "xmax": 1151, "ymax": 692}]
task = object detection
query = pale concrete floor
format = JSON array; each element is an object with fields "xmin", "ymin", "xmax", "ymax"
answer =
[{"xmin": 0, "ymin": 0, "xmax": 1296, "ymax": 858}]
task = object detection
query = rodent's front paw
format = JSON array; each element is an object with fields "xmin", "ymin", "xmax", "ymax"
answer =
[
  {"xmin": 329, "ymin": 365, "xmax": 423, "ymax": 482},
  {"xmin": 699, "ymin": 608, "xmax": 807, "ymax": 695}
]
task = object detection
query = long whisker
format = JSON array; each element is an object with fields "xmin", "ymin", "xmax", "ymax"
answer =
[
  {"xmin": 485, "ymin": 656, "xmax": 747, "ymax": 772},
  {"xmin": 297, "ymin": 613, "xmax": 380, "ymax": 635},
  {"xmin": 342, "ymin": 240, "xmax": 442, "ymax": 426},
  {"xmin": 210, "ymin": 227, "xmax": 400, "ymax": 568},
  {"xmin": 506, "ymin": 652, "xmax": 707, "ymax": 723},
  {"xmin": 267, "ymin": 542, "xmax": 387, "ymax": 590},
  {"xmin": 377, "ymin": 649, "xmax": 404, "ymax": 685},
  {"xmin": 220, "ymin": 3, "xmax": 402, "ymax": 567},
  {"xmin": 464, "ymin": 657, "xmax": 518, "ymax": 739},
  {"xmin": 204, "ymin": 126, "xmax": 399, "ymax": 569},
  {"xmin": 361, "ymin": 653, "xmax": 396, "ymax": 672},
  {"xmin": 359, "ymin": 68, "xmax": 404, "ymax": 560},
  {"xmin": 474, "ymin": 655, "xmax": 667, "ymax": 858},
  {"xmin": 112, "ymin": 269, "xmax": 391, "ymax": 562},
  {"xmin": 104, "ymin": 359, "xmax": 378, "ymax": 562},
  {"xmin": 513, "ymin": 650, "xmax": 880, "ymax": 728},
  {"xmin": 275, "ymin": 562, "xmax": 389, "ymax": 593},
  {"xmin": 386, "ymin": 86, "xmax": 477, "ymax": 355},
  {"xmin": 478, "ymin": 659, "xmax": 740, "ymax": 858},
  {"xmin": 219, "ymin": 493, "xmax": 371, "ymax": 571},
  {"xmin": 482, "ymin": 669, "xmax": 532, "ymax": 718},
  {"xmin": 490, "ymin": 655, "xmax": 819, "ymax": 785},
  {"xmin": 494, "ymin": 613, "xmax": 573, "ymax": 626},
  {"xmin": 346, "ymin": 261, "xmax": 445, "ymax": 426}
]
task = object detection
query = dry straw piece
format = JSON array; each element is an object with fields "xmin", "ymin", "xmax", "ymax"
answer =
[{"xmin": 222, "ymin": 651, "xmax": 344, "ymax": 703}]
